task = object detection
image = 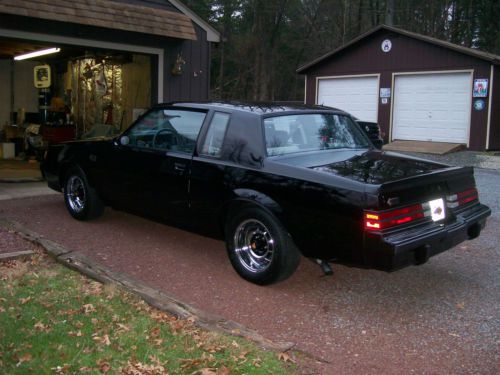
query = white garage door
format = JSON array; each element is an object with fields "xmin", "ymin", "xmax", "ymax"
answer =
[
  {"xmin": 392, "ymin": 72, "xmax": 471, "ymax": 143},
  {"xmin": 317, "ymin": 76, "xmax": 379, "ymax": 122}
]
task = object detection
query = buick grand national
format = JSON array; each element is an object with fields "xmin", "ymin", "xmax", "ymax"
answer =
[{"xmin": 42, "ymin": 102, "xmax": 491, "ymax": 285}]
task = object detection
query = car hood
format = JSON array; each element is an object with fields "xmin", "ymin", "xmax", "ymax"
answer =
[{"xmin": 310, "ymin": 150, "xmax": 448, "ymax": 184}]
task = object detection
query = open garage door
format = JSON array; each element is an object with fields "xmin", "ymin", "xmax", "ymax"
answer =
[
  {"xmin": 317, "ymin": 76, "xmax": 379, "ymax": 122},
  {"xmin": 392, "ymin": 72, "xmax": 472, "ymax": 144}
]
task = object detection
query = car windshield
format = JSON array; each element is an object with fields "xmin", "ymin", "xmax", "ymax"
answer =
[{"xmin": 264, "ymin": 113, "xmax": 370, "ymax": 156}]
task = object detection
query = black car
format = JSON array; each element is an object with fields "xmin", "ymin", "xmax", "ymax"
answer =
[
  {"xmin": 42, "ymin": 102, "xmax": 490, "ymax": 285},
  {"xmin": 352, "ymin": 117, "xmax": 384, "ymax": 149}
]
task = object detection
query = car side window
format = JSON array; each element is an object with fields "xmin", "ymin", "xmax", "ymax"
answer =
[
  {"xmin": 126, "ymin": 108, "xmax": 206, "ymax": 154},
  {"xmin": 200, "ymin": 112, "xmax": 230, "ymax": 157}
]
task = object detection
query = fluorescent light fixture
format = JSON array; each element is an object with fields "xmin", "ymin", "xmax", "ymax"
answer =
[{"xmin": 14, "ymin": 47, "xmax": 61, "ymax": 61}]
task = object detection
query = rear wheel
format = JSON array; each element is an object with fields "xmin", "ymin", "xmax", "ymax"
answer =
[
  {"xmin": 226, "ymin": 207, "xmax": 300, "ymax": 285},
  {"xmin": 64, "ymin": 167, "xmax": 104, "ymax": 220}
]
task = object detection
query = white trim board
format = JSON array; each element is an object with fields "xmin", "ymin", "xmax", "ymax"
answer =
[
  {"xmin": 486, "ymin": 65, "xmax": 494, "ymax": 149},
  {"xmin": 0, "ymin": 28, "xmax": 164, "ymax": 103},
  {"xmin": 168, "ymin": 0, "xmax": 220, "ymax": 42}
]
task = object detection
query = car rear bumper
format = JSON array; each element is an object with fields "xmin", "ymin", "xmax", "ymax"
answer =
[{"xmin": 364, "ymin": 203, "xmax": 491, "ymax": 271}]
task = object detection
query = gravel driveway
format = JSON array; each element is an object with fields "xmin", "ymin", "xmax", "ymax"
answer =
[
  {"xmin": 0, "ymin": 173, "xmax": 498, "ymax": 374},
  {"xmin": 1, "ymin": 152, "xmax": 498, "ymax": 374}
]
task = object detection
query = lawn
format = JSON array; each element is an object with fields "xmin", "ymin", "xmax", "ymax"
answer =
[{"xmin": 0, "ymin": 253, "xmax": 295, "ymax": 374}]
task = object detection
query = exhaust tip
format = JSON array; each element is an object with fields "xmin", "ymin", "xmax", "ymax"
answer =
[
  {"xmin": 414, "ymin": 245, "xmax": 430, "ymax": 265},
  {"xmin": 467, "ymin": 223, "xmax": 481, "ymax": 240}
]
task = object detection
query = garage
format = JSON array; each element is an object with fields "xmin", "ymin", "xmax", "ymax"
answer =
[
  {"xmin": 392, "ymin": 72, "xmax": 472, "ymax": 144},
  {"xmin": 317, "ymin": 75, "xmax": 379, "ymax": 122},
  {"xmin": 298, "ymin": 25, "xmax": 500, "ymax": 151},
  {"xmin": 0, "ymin": 0, "xmax": 219, "ymax": 178}
]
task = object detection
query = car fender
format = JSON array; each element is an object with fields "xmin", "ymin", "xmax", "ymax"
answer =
[
  {"xmin": 57, "ymin": 145, "xmax": 95, "ymax": 188},
  {"xmin": 221, "ymin": 188, "xmax": 285, "ymax": 228}
]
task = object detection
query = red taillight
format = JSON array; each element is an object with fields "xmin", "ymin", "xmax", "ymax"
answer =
[
  {"xmin": 364, "ymin": 204, "xmax": 425, "ymax": 231},
  {"xmin": 446, "ymin": 188, "xmax": 478, "ymax": 208}
]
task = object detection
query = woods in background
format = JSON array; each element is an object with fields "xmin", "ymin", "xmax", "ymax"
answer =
[{"xmin": 183, "ymin": 0, "xmax": 500, "ymax": 101}]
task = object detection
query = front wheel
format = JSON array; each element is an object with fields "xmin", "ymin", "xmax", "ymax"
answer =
[
  {"xmin": 225, "ymin": 207, "xmax": 301, "ymax": 285},
  {"xmin": 64, "ymin": 167, "xmax": 104, "ymax": 220}
]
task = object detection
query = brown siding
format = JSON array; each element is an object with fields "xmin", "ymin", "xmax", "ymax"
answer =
[
  {"xmin": 163, "ymin": 24, "xmax": 210, "ymax": 102},
  {"xmin": 489, "ymin": 66, "xmax": 500, "ymax": 150},
  {"xmin": 304, "ymin": 30, "xmax": 494, "ymax": 151}
]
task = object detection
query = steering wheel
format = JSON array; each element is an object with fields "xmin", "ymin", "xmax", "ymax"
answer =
[{"xmin": 152, "ymin": 128, "xmax": 176, "ymax": 149}]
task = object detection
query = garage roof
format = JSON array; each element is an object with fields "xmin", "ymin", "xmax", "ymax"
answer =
[
  {"xmin": 297, "ymin": 24, "xmax": 500, "ymax": 73},
  {"xmin": 0, "ymin": 0, "xmax": 197, "ymax": 40}
]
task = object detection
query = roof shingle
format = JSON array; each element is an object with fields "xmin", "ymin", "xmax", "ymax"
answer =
[{"xmin": 0, "ymin": 0, "xmax": 197, "ymax": 40}]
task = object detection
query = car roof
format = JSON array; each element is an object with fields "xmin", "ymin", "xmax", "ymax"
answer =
[{"xmin": 154, "ymin": 101, "xmax": 349, "ymax": 116}]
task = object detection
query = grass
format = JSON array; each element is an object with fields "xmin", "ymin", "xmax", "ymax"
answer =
[{"xmin": 0, "ymin": 253, "xmax": 295, "ymax": 374}]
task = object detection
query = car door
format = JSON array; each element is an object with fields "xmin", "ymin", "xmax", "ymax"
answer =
[{"xmin": 105, "ymin": 107, "xmax": 207, "ymax": 222}]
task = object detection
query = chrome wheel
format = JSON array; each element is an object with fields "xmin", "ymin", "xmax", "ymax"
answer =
[
  {"xmin": 66, "ymin": 175, "xmax": 86, "ymax": 213},
  {"xmin": 234, "ymin": 219, "xmax": 275, "ymax": 273}
]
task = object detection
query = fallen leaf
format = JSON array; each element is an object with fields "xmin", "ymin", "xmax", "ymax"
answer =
[
  {"xmin": 153, "ymin": 339, "xmax": 164, "ymax": 346},
  {"xmin": 456, "ymin": 302, "xmax": 465, "ymax": 310},
  {"xmin": 150, "ymin": 327, "xmax": 160, "ymax": 337},
  {"xmin": 16, "ymin": 353, "xmax": 32, "ymax": 367},
  {"xmin": 19, "ymin": 297, "xmax": 31, "ymax": 304},
  {"xmin": 82, "ymin": 304, "xmax": 96, "ymax": 314},
  {"xmin": 97, "ymin": 360, "xmax": 110, "ymax": 374},
  {"xmin": 277, "ymin": 352, "xmax": 296, "ymax": 363},
  {"xmin": 122, "ymin": 360, "xmax": 167, "ymax": 375},
  {"xmin": 102, "ymin": 335, "xmax": 111, "ymax": 346},
  {"xmin": 217, "ymin": 365, "xmax": 230, "ymax": 375},
  {"xmin": 68, "ymin": 330, "xmax": 83, "ymax": 337},
  {"xmin": 34, "ymin": 321, "xmax": 50, "ymax": 332},
  {"xmin": 116, "ymin": 323, "xmax": 130, "ymax": 332}
]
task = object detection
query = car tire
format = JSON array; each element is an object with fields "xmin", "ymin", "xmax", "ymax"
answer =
[
  {"xmin": 64, "ymin": 167, "xmax": 104, "ymax": 221},
  {"xmin": 225, "ymin": 207, "xmax": 301, "ymax": 285}
]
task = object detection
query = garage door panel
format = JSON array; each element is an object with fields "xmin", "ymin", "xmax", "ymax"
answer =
[
  {"xmin": 392, "ymin": 72, "xmax": 471, "ymax": 143},
  {"xmin": 317, "ymin": 76, "xmax": 378, "ymax": 122}
]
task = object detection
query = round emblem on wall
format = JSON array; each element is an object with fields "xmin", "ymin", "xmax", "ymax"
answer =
[
  {"xmin": 381, "ymin": 39, "xmax": 392, "ymax": 52},
  {"xmin": 474, "ymin": 99, "xmax": 485, "ymax": 111}
]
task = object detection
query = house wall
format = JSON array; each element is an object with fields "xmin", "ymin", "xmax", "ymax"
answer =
[
  {"xmin": 162, "ymin": 25, "xmax": 210, "ymax": 102},
  {"xmin": 303, "ymin": 30, "xmax": 493, "ymax": 151},
  {"xmin": 0, "ymin": 59, "xmax": 39, "ymax": 130},
  {"xmin": 0, "ymin": 60, "xmax": 11, "ymax": 128}
]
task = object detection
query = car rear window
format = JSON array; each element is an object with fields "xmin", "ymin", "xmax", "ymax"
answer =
[{"xmin": 264, "ymin": 113, "xmax": 370, "ymax": 156}]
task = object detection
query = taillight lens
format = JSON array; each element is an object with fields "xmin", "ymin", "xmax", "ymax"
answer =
[
  {"xmin": 364, "ymin": 204, "xmax": 425, "ymax": 231},
  {"xmin": 446, "ymin": 188, "xmax": 478, "ymax": 209}
]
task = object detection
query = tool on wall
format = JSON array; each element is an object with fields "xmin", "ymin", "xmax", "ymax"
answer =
[{"xmin": 34, "ymin": 64, "xmax": 52, "ymax": 124}]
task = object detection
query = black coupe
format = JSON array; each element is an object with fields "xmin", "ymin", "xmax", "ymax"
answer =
[{"xmin": 42, "ymin": 102, "xmax": 491, "ymax": 284}]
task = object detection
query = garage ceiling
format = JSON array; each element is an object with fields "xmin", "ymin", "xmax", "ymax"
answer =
[{"xmin": 0, "ymin": 40, "xmax": 49, "ymax": 59}]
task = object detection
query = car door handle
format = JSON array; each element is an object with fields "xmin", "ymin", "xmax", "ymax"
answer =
[{"xmin": 174, "ymin": 162, "xmax": 186, "ymax": 173}]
